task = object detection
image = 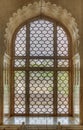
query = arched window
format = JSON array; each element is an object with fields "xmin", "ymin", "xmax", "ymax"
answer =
[{"xmin": 12, "ymin": 17, "xmax": 72, "ymax": 116}]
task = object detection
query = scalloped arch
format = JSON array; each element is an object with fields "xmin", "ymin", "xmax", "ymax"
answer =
[{"xmin": 4, "ymin": 0, "xmax": 79, "ymax": 54}]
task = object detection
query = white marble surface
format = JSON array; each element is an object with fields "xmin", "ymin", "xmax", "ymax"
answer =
[{"xmin": 4, "ymin": 116, "xmax": 79, "ymax": 125}]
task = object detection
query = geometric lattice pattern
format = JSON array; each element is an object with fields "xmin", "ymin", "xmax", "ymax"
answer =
[
  {"xmin": 57, "ymin": 26, "xmax": 69, "ymax": 56},
  {"xmin": 30, "ymin": 59, "xmax": 54, "ymax": 67},
  {"xmin": 29, "ymin": 71, "xmax": 53, "ymax": 114},
  {"xmin": 57, "ymin": 71, "xmax": 69, "ymax": 114},
  {"xmin": 15, "ymin": 26, "xmax": 26, "ymax": 56},
  {"xmin": 14, "ymin": 71, "xmax": 25, "ymax": 114},
  {"xmin": 57, "ymin": 60, "xmax": 69, "ymax": 67},
  {"xmin": 14, "ymin": 59, "xmax": 26, "ymax": 67},
  {"xmin": 30, "ymin": 20, "xmax": 54, "ymax": 56},
  {"xmin": 13, "ymin": 18, "xmax": 71, "ymax": 116}
]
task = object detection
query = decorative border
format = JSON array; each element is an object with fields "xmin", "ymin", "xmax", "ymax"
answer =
[{"xmin": 4, "ymin": 0, "xmax": 79, "ymax": 54}]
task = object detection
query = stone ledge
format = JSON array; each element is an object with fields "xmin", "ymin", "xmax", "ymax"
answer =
[{"xmin": 0, "ymin": 125, "xmax": 83, "ymax": 130}]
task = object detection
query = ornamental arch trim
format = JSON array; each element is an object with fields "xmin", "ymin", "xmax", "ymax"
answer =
[{"xmin": 4, "ymin": 0, "xmax": 79, "ymax": 55}]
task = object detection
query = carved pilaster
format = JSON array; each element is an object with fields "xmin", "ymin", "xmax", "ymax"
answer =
[
  {"xmin": 0, "ymin": 55, "xmax": 4, "ymax": 125},
  {"xmin": 0, "ymin": 43, "xmax": 6, "ymax": 124}
]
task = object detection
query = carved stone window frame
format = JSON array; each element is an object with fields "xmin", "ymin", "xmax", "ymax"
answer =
[{"xmin": 4, "ymin": 0, "xmax": 80, "ymax": 117}]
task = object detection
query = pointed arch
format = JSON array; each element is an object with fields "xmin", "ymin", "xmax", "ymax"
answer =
[{"xmin": 4, "ymin": 0, "xmax": 79, "ymax": 55}]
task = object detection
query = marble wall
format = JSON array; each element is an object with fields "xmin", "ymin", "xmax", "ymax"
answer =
[{"xmin": 0, "ymin": 0, "xmax": 82, "ymax": 125}]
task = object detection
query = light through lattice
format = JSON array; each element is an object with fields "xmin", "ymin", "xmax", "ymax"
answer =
[
  {"xmin": 15, "ymin": 25, "xmax": 26, "ymax": 56},
  {"xmin": 30, "ymin": 20, "xmax": 53, "ymax": 56},
  {"xmin": 13, "ymin": 18, "xmax": 72, "ymax": 116},
  {"xmin": 57, "ymin": 71, "xmax": 69, "ymax": 114},
  {"xmin": 57, "ymin": 26, "xmax": 68, "ymax": 56},
  {"xmin": 14, "ymin": 71, "xmax": 26, "ymax": 114},
  {"xmin": 29, "ymin": 71, "xmax": 53, "ymax": 114},
  {"xmin": 30, "ymin": 59, "xmax": 54, "ymax": 67}
]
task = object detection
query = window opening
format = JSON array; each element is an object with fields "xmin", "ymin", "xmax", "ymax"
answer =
[{"xmin": 13, "ymin": 18, "xmax": 72, "ymax": 116}]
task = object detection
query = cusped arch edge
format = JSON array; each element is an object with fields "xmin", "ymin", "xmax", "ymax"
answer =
[{"xmin": 4, "ymin": 0, "xmax": 79, "ymax": 54}]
